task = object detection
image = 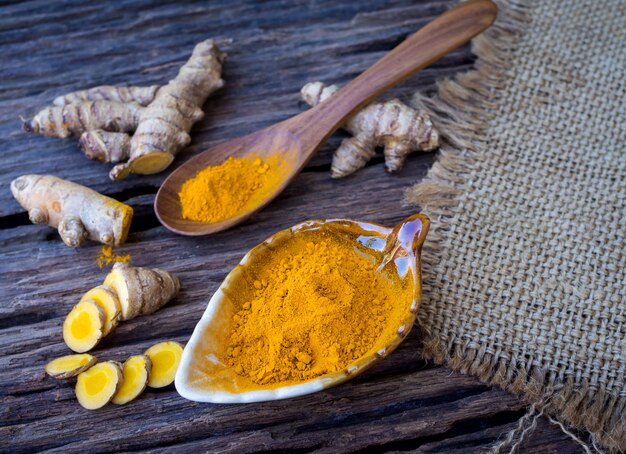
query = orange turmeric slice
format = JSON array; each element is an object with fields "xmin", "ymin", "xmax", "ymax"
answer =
[
  {"xmin": 63, "ymin": 300, "xmax": 106, "ymax": 353},
  {"xmin": 112, "ymin": 355, "xmax": 151, "ymax": 405},
  {"xmin": 144, "ymin": 341, "xmax": 183, "ymax": 388},
  {"xmin": 75, "ymin": 361, "xmax": 123, "ymax": 410}
]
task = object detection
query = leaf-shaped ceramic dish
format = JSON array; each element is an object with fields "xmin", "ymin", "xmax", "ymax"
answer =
[{"xmin": 176, "ymin": 213, "xmax": 429, "ymax": 403}]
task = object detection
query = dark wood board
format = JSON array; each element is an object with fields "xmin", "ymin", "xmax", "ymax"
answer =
[{"xmin": 0, "ymin": 0, "xmax": 581, "ymax": 452}]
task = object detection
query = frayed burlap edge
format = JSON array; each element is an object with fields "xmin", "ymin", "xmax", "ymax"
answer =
[{"xmin": 405, "ymin": 1, "xmax": 626, "ymax": 452}]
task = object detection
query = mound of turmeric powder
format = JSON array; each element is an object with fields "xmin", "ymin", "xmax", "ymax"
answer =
[
  {"xmin": 226, "ymin": 231, "xmax": 410, "ymax": 387},
  {"xmin": 178, "ymin": 155, "xmax": 284, "ymax": 223}
]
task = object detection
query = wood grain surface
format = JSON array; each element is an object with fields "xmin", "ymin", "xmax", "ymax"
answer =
[{"xmin": 0, "ymin": 0, "xmax": 581, "ymax": 452}]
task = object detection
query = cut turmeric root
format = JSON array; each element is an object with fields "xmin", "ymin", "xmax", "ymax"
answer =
[
  {"xmin": 103, "ymin": 263, "xmax": 180, "ymax": 321},
  {"xmin": 75, "ymin": 361, "xmax": 123, "ymax": 410},
  {"xmin": 62, "ymin": 264, "xmax": 179, "ymax": 353},
  {"xmin": 63, "ymin": 300, "xmax": 106, "ymax": 353},
  {"xmin": 112, "ymin": 355, "xmax": 151, "ymax": 405},
  {"xmin": 79, "ymin": 285, "xmax": 121, "ymax": 336},
  {"xmin": 45, "ymin": 354, "xmax": 97, "ymax": 379},
  {"xmin": 144, "ymin": 341, "xmax": 184, "ymax": 388}
]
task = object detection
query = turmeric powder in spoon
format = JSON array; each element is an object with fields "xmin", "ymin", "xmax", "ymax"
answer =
[
  {"xmin": 225, "ymin": 230, "xmax": 410, "ymax": 389},
  {"xmin": 178, "ymin": 155, "xmax": 285, "ymax": 222}
]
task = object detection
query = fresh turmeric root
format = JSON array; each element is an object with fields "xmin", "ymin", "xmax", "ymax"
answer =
[
  {"xmin": 23, "ymin": 101, "xmax": 142, "ymax": 138},
  {"xmin": 112, "ymin": 355, "xmax": 151, "ymax": 405},
  {"xmin": 75, "ymin": 361, "xmax": 123, "ymax": 410},
  {"xmin": 63, "ymin": 264, "xmax": 180, "ymax": 352},
  {"xmin": 45, "ymin": 354, "xmax": 97, "ymax": 379},
  {"xmin": 23, "ymin": 40, "xmax": 225, "ymax": 181},
  {"xmin": 10, "ymin": 175, "xmax": 133, "ymax": 247},
  {"xmin": 301, "ymin": 82, "xmax": 439, "ymax": 177},
  {"xmin": 53, "ymin": 85, "xmax": 159, "ymax": 107},
  {"xmin": 103, "ymin": 263, "xmax": 180, "ymax": 321},
  {"xmin": 144, "ymin": 341, "xmax": 184, "ymax": 388}
]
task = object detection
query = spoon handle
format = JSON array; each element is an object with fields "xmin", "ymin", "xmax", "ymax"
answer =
[{"xmin": 296, "ymin": 0, "xmax": 497, "ymax": 141}]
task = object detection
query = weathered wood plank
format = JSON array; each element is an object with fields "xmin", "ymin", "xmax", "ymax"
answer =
[
  {"xmin": 3, "ymin": 364, "xmax": 515, "ymax": 452},
  {"xmin": 0, "ymin": 0, "xmax": 582, "ymax": 452}
]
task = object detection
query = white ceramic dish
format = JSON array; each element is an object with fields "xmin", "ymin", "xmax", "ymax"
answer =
[{"xmin": 176, "ymin": 213, "xmax": 429, "ymax": 403}]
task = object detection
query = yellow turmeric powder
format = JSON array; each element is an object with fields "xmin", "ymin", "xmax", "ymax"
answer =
[
  {"xmin": 96, "ymin": 245, "xmax": 131, "ymax": 269},
  {"xmin": 226, "ymin": 230, "xmax": 410, "ymax": 387},
  {"xmin": 178, "ymin": 155, "xmax": 285, "ymax": 223}
]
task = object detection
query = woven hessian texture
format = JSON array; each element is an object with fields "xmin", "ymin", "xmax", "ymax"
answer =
[{"xmin": 408, "ymin": 0, "xmax": 625, "ymax": 451}]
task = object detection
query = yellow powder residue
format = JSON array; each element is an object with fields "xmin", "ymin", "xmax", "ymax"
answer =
[
  {"xmin": 178, "ymin": 155, "xmax": 284, "ymax": 223},
  {"xmin": 226, "ymin": 231, "xmax": 409, "ymax": 387},
  {"xmin": 96, "ymin": 245, "xmax": 131, "ymax": 269}
]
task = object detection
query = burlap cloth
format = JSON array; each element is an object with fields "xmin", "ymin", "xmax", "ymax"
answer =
[{"xmin": 407, "ymin": 0, "xmax": 625, "ymax": 451}]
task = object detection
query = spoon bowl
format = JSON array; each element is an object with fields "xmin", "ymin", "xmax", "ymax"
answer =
[
  {"xmin": 155, "ymin": 125, "xmax": 302, "ymax": 235},
  {"xmin": 175, "ymin": 213, "xmax": 429, "ymax": 403},
  {"xmin": 155, "ymin": 0, "xmax": 497, "ymax": 235}
]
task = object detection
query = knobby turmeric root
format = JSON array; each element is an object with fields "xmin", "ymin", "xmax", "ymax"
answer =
[
  {"xmin": 112, "ymin": 355, "xmax": 151, "ymax": 405},
  {"xmin": 63, "ymin": 300, "xmax": 107, "ymax": 353},
  {"xmin": 23, "ymin": 40, "xmax": 225, "ymax": 181},
  {"xmin": 103, "ymin": 263, "xmax": 181, "ymax": 321},
  {"xmin": 301, "ymin": 82, "xmax": 439, "ymax": 177},
  {"xmin": 10, "ymin": 175, "xmax": 133, "ymax": 247},
  {"xmin": 53, "ymin": 85, "xmax": 159, "ymax": 107},
  {"xmin": 23, "ymin": 101, "xmax": 142, "ymax": 138},
  {"xmin": 79, "ymin": 130, "xmax": 131, "ymax": 164},
  {"xmin": 75, "ymin": 361, "xmax": 123, "ymax": 410},
  {"xmin": 45, "ymin": 354, "xmax": 97, "ymax": 379},
  {"xmin": 144, "ymin": 341, "xmax": 184, "ymax": 388}
]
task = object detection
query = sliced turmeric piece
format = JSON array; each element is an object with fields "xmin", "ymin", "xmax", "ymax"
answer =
[
  {"xmin": 79, "ymin": 285, "xmax": 121, "ymax": 336},
  {"xmin": 103, "ymin": 263, "xmax": 180, "ymax": 321},
  {"xmin": 63, "ymin": 300, "xmax": 106, "ymax": 353},
  {"xmin": 112, "ymin": 355, "xmax": 151, "ymax": 405},
  {"xmin": 75, "ymin": 361, "xmax": 123, "ymax": 410},
  {"xmin": 144, "ymin": 341, "xmax": 184, "ymax": 388},
  {"xmin": 45, "ymin": 354, "xmax": 97, "ymax": 379}
]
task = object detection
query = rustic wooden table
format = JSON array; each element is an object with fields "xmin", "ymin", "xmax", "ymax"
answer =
[{"xmin": 1, "ymin": 1, "xmax": 581, "ymax": 452}]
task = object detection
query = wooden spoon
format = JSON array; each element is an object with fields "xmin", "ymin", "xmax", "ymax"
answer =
[{"xmin": 155, "ymin": 0, "xmax": 497, "ymax": 235}]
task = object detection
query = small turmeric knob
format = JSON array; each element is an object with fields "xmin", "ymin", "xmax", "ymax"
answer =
[{"xmin": 58, "ymin": 216, "xmax": 88, "ymax": 248}]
